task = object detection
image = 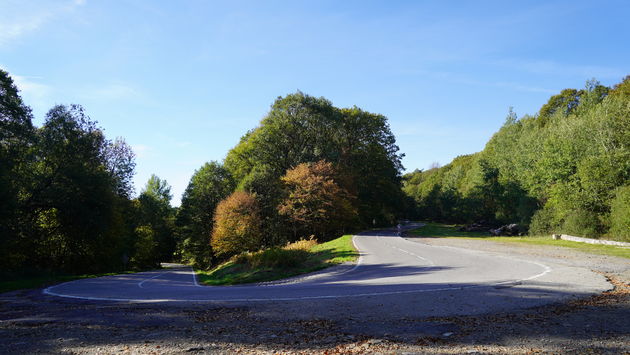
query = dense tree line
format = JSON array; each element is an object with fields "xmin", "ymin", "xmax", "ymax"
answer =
[
  {"xmin": 403, "ymin": 77, "xmax": 630, "ymax": 241},
  {"xmin": 8, "ymin": 63, "xmax": 626, "ymax": 277},
  {"xmin": 0, "ymin": 69, "xmax": 175, "ymax": 276},
  {"xmin": 177, "ymin": 92, "xmax": 408, "ymax": 267},
  {"xmin": 2, "ymin": 68, "xmax": 407, "ymax": 274}
]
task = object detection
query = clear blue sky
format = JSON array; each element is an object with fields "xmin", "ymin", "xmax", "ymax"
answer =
[{"xmin": 2, "ymin": 0, "xmax": 628, "ymax": 205}]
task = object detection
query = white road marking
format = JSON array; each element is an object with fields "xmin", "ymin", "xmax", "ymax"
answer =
[
  {"xmin": 190, "ymin": 267, "xmax": 202, "ymax": 287},
  {"xmin": 376, "ymin": 235, "xmax": 436, "ymax": 266},
  {"xmin": 42, "ymin": 274, "xmax": 553, "ymax": 303},
  {"xmin": 42, "ymin": 231, "xmax": 556, "ymax": 303},
  {"xmin": 349, "ymin": 234, "xmax": 364, "ymax": 273},
  {"xmin": 137, "ymin": 271, "xmax": 170, "ymax": 288}
]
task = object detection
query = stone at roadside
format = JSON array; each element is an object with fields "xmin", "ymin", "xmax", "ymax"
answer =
[{"xmin": 490, "ymin": 223, "xmax": 524, "ymax": 236}]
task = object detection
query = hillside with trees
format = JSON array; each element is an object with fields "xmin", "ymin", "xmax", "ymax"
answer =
[
  {"xmin": 403, "ymin": 77, "xmax": 630, "ymax": 242},
  {"xmin": 2, "ymin": 67, "xmax": 408, "ymax": 278},
  {"xmin": 176, "ymin": 92, "xmax": 408, "ymax": 267},
  {"xmin": 6, "ymin": 61, "xmax": 626, "ymax": 283}
]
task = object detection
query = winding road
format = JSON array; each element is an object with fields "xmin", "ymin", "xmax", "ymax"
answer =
[{"xmin": 43, "ymin": 225, "xmax": 611, "ymax": 316}]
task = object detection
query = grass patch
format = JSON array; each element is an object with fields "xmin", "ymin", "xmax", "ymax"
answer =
[
  {"xmin": 410, "ymin": 222, "xmax": 492, "ymax": 238},
  {"xmin": 0, "ymin": 270, "xmax": 140, "ymax": 294},
  {"xmin": 197, "ymin": 235, "xmax": 358, "ymax": 286},
  {"xmin": 409, "ymin": 222, "xmax": 630, "ymax": 259}
]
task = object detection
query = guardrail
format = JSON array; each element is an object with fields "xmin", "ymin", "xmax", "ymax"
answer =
[{"xmin": 552, "ymin": 234, "xmax": 630, "ymax": 247}]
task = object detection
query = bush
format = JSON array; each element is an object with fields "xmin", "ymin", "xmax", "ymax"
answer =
[
  {"xmin": 283, "ymin": 238, "xmax": 317, "ymax": 251},
  {"xmin": 232, "ymin": 238, "xmax": 317, "ymax": 269},
  {"xmin": 528, "ymin": 207, "xmax": 557, "ymax": 236},
  {"xmin": 211, "ymin": 191, "xmax": 263, "ymax": 258},
  {"xmin": 609, "ymin": 185, "xmax": 630, "ymax": 242},
  {"xmin": 560, "ymin": 208, "xmax": 600, "ymax": 238}
]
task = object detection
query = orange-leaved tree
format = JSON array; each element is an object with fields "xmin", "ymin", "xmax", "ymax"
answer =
[
  {"xmin": 278, "ymin": 160, "xmax": 357, "ymax": 241},
  {"xmin": 211, "ymin": 191, "xmax": 263, "ymax": 257}
]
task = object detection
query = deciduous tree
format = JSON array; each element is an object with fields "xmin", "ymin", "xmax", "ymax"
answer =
[
  {"xmin": 211, "ymin": 191, "xmax": 262, "ymax": 257},
  {"xmin": 278, "ymin": 160, "xmax": 357, "ymax": 241}
]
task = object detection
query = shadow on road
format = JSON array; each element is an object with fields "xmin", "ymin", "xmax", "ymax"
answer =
[{"xmin": 2, "ymin": 277, "xmax": 628, "ymax": 354}]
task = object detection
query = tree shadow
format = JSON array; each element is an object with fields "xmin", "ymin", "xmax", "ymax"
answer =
[{"xmin": 2, "ymin": 275, "xmax": 627, "ymax": 354}]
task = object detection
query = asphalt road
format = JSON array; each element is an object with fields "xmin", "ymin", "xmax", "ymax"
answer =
[{"xmin": 43, "ymin": 225, "xmax": 612, "ymax": 316}]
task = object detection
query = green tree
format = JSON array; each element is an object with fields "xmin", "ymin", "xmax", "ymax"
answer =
[
  {"xmin": 225, "ymin": 92, "xmax": 405, "ymax": 229},
  {"xmin": 402, "ymin": 77, "xmax": 630, "ymax": 241},
  {"xmin": 176, "ymin": 162, "xmax": 235, "ymax": 267},
  {"xmin": 0, "ymin": 69, "xmax": 36, "ymax": 272},
  {"xmin": 336, "ymin": 107, "xmax": 404, "ymax": 226},
  {"xmin": 32, "ymin": 104, "xmax": 125, "ymax": 272},
  {"xmin": 239, "ymin": 165, "xmax": 286, "ymax": 246},
  {"xmin": 610, "ymin": 75, "xmax": 630, "ymax": 98},
  {"xmin": 609, "ymin": 185, "xmax": 630, "ymax": 242},
  {"xmin": 538, "ymin": 88, "xmax": 583, "ymax": 126},
  {"xmin": 224, "ymin": 92, "xmax": 341, "ymax": 182},
  {"xmin": 134, "ymin": 175, "xmax": 175, "ymax": 264},
  {"xmin": 131, "ymin": 225, "xmax": 159, "ymax": 268},
  {"xmin": 104, "ymin": 137, "xmax": 136, "ymax": 198}
]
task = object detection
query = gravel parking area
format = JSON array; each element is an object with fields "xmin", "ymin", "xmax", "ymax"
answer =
[{"xmin": 1, "ymin": 237, "xmax": 628, "ymax": 354}]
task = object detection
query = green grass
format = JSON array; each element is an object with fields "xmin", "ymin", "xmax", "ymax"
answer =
[
  {"xmin": 410, "ymin": 222, "xmax": 492, "ymax": 238},
  {"xmin": 197, "ymin": 235, "xmax": 359, "ymax": 286},
  {"xmin": 409, "ymin": 222, "xmax": 630, "ymax": 259},
  {"xmin": 0, "ymin": 270, "xmax": 140, "ymax": 294}
]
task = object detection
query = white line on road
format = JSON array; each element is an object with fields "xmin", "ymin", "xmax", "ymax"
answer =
[
  {"xmin": 138, "ymin": 271, "xmax": 169, "ymax": 288},
  {"xmin": 42, "ymin": 230, "xmax": 555, "ymax": 303},
  {"xmin": 376, "ymin": 235, "xmax": 436, "ymax": 266},
  {"xmin": 191, "ymin": 267, "xmax": 202, "ymax": 287}
]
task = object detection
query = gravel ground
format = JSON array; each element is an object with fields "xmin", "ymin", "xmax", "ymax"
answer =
[{"xmin": 1, "ymin": 237, "xmax": 628, "ymax": 355}]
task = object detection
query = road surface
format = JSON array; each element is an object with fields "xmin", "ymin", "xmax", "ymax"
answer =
[{"xmin": 43, "ymin": 225, "xmax": 611, "ymax": 316}]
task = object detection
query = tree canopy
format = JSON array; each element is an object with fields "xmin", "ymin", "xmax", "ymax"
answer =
[
  {"xmin": 403, "ymin": 77, "xmax": 630, "ymax": 241},
  {"xmin": 175, "ymin": 161, "xmax": 235, "ymax": 267},
  {"xmin": 0, "ymin": 69, "xmax": 172, "ymax": 276},
  {"xmin": 224, "ymin": 91, "xmax": 405, "ymax": 227},
  {"xmin": 175, "ymin": 92, "xmax": 407, "ymax": 265},
  {"xmin": 278, "ymin": 160, "xmax": 357, "ymax": 241},
  {"xmin": 211, "ymin": 191, "xmax": 263, "ymax": 258}
]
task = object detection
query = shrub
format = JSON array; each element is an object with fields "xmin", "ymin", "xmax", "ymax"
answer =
[
  {"xmin": 609, "ymin": 185, "xmax": 630, "ymax": 242},
  {"xmin": 560, "ymin": 208, "xmax": 600, "ymax": 238},
  {"xmin": 283, "ymin": 238, "xmax": 317, "ymax": 251},
  {"xmin": 211, "ymin": 191, "xmax": 263, "ymax": 258},
  {"xmin": 528, "ymin": 207, "xmax": 557, "ymax": 236},
  {"xmin": 231, "ymin": 238, "xmax": 317, "ymax": 269}
]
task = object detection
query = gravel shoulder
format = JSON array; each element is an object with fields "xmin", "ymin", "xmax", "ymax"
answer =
[{"xmin": 1, "ymin": 237, "xmax": 629, "ymax": 354}]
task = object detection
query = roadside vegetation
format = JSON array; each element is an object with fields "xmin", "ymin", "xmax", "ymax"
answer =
[
  {"xmin": 1, "ymin": 68, "xmax": 175, "ymax": 281},
  {"xmin": 410, "ymin": 223, "xmax": 630, "ymax": 259},
  {"xmin": 403, "ymin": 76, "xmax": 630, "ymax": 242},
  {"xmin": 2, "ymin": 66, "xmax": 404, "ymax": 290},
  {"xmin": 196, "ymin": 235, "xmax": 358, "ymax": 285},
  {"xmin": 177, "ymin": 93, "xmax": 410, "ymax": 270},
  {"xmin": 3, "ymin": 63, "xmax": 629, "ymax": 291}
]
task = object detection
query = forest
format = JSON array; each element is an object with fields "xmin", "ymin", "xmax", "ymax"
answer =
[
  {"xmin": 403, "ymin": 77, "xmax": 630, "ymax": 241},
  {"xmin": 2, "ymin": 67, "xmax": 629, "ymax": 281},
  {"xmin": 1, "ymin": 68, "xmax": 407, "ymax": 276}
]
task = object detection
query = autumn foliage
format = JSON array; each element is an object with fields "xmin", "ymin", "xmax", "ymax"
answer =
[
  {"xmin": 278, "ymin": 160, "xmax": 357, "ymax": 241},
  {"xmin": 211, "ymin": 191, "xmax": 263, "ymax": 257}
]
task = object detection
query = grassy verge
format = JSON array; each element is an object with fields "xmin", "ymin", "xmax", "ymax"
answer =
[
  {"xmin": 0, "ymin": 270, "xmax": 140, "ymax": 294},
  {"xmin": 409, "ymin": 222, "xmax": 630, "ymax": 259},
  {"xmin": 197, "ymin": 235, "xmax": 359, "ymax": 286}
]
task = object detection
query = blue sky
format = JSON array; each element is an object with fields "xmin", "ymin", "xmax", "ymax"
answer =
[{"xmin": 2, "ymin": 0, "xmax": 628, "ymax": 205}]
